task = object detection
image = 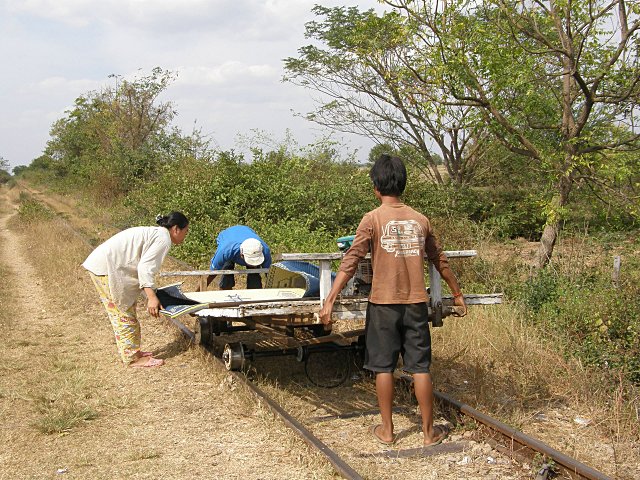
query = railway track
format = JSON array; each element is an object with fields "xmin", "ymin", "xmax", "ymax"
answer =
[
  {"xmin": 167, "ymin": 313, "xmax": 612, "ymax": 480},
  {"xmin": 17, "ymin": 183, "xmax": 614, "ymax": 480}
]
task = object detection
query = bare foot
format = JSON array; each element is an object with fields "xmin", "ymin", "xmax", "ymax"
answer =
[
  {"xmin": 424, "ymin": 425, "xmax": 448, "ymax": 447},
  {"xmin": 129, "ymin": 356, "xmax": 164, "ymax": 368},
  {"xmin": 370, "ymin": 424, "xmax": 394, "ymax": 445}
]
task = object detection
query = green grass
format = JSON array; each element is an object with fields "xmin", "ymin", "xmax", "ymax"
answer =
[
  {"xmin": 31, "ymin": 362, "xmax": 100, "ymax": 435},
  {"xmin": 35, "ymin": 404, "xmax": 99, "ymax": 435}
]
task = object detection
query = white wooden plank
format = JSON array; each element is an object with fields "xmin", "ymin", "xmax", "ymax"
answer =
[
  {"xmin": 319, "ymin": 259, "xmax": 332, "ymax": 306},
  {"xmin": 443, "ymin": 250, "xmax": 477, "ymax": 258},
  {"xmin": 276, "ymin": 253, "xmax": 344, "ymax": 261},
  {"xmin": 443, "ymin": 294, "xmax": 503, "ymax": 305},
  {"xmin": 428, "ymin": 262, "xmax": 443, "ymax": 306},
  {"xmin": 160, "ymin": 269, "xmax": 270, "ymax": 277}
]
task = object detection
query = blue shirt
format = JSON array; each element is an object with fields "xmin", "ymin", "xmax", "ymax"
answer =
[{"xmin": 209, "ymin": 225, "xmax": 272, "ymax": 270}]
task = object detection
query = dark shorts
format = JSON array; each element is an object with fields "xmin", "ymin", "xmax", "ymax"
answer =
[{"xmin": 363, "ymin": 302, "xmax": 431, "ymax": 374}]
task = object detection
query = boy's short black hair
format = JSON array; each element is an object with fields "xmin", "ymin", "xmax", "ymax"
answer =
[{"xmin": 369, "ymin": 154, "xmax": 407, "ymax": 196}]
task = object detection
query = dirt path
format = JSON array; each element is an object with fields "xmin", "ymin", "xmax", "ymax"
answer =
[{"xmin": 0, "ymin": 186, "xmax": 333, "ymax": 480}]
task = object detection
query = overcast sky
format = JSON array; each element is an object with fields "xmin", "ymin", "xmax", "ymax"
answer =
[{"xmin": 0, "ymin": 0, "xmax": 385, "ymax": 169}]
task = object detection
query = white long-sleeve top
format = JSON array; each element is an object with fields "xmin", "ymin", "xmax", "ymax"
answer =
[{"xmin": 82, "ymin": 226, "xmax": 172, "ymax": 308}]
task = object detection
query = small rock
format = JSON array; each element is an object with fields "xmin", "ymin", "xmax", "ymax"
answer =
[
  {"xmin": 533, "ymin": 412, "xmax": 548, "ymax": 422},
  {"xmin": 456, "ymin": 455, "xmax": 472, "ymax": 465},
  {"xmin": 463, "ymin": 430, "xmax": 474, "ymax": 438},
  {"xmin": 450, "ymin": 434, "xmax": 463, "ymax": 442},
  {"xmin": 56, "ymin": 468, "xmax": 68, "ymax": 474},
  {"xmin": 574, "ymin": 416, "xmax": 591, "ymax": 426},
  {"xmin": 486, "ymin": 456, "xmax": 496, "ymax": 464},
  {"xmin": 480, "ymin": 444, "xmax": 492, "ymax": 454}
]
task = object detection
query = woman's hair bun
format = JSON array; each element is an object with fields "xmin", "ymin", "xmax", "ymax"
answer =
[{"xmin": 156, "ymin": 211, "xmax": 188, "ymax": 229}]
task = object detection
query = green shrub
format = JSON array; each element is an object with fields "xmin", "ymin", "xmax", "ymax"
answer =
[
  {"xmin": 123, "ymin": 149, "xmax": 375, "ymax": 266},
  {"xmin": 16, "ymin": 194, "xmax": 55, "ymax": 223},
  {"xmin": 515, "ymin": 265, "xmax": 640, "ymax": 383}
]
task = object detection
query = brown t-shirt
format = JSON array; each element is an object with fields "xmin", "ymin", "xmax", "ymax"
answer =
[{"xmin": 338, "ymin": 202, "xmax": 451, "ymax": 304}]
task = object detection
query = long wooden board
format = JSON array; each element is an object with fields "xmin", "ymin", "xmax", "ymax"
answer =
[{"xmin": 184, "ymin": 288, "xmax": 305, "ymax": 304}]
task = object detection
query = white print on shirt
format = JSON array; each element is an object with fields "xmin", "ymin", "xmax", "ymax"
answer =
[{"xmin": 380, "ymin": 220, "xmax": 424, "ymax": 257}]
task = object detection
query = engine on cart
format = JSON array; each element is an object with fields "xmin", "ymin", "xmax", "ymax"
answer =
[{"xmin": 336, "ymin": 235, "xmax": 372, "ymax": 296}]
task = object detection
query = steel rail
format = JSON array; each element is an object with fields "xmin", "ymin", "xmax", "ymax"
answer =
[
  {"xmin": 434, "ymin": 390, "xmax": 612, "ymax": 480},
  {"xmin": 175, "ymin": 306, "xmax": 603, "ymax": 480},
  {"xmin": 15, "ymin": 184, "xmax": 362, "ymax": 478},
  {"xmin": 395, "ymin": 370, "xmax": 611, "ymax": 480}
]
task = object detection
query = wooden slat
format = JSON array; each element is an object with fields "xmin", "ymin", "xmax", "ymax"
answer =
[
  {"xmin": 160, "ymin": 269, "xmax": 270, "ymax": 277},
  {"xmin": 196, "ymin": 298, "xmax": 368, "ymax": 319},
  {"xmin": 443, "ymin": 250, "xmax": 477, "ymax": 258},
  {"xmin": 276, "ymin": 253, "xmax": 344, "ymax": 261},
  {"xmin": 194, "ymin": 294, "xmax": 501, "ymax": 319},
  {"xmin": 443, "ymin": 293, "xmax": 503, "ymax": 305},
  {"xmin": 295, "ymin": 328, "xmax": 364, "ymax": 347},
  {"xmin": 274, "ymin": 250, "xmax": 477, "ymax": 262},
  {"xmin": 319, "ymin": 259, "xmax": 332, "ymax": 305}
]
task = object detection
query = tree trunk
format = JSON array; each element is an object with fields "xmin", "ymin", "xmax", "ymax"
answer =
[
  {"xmin": 535, "ymin": 175, "xmax": 572, "ymax": 269},
  {"xmin": 535, "ymin": 222, "xmax": 558, "ymax": 269}
]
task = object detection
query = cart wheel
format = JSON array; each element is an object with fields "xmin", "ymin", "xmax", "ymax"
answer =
[
  {"xmin": 305, "ymin": 346, "xmax": 350, "ymax": 388},
  {"xmin": 222, "ymin": 343, "xmax": 245, "ymax": 371},
  {"xmin": 296, "ymin": 346, "xmax": 307, "ymax": 363},
  {"xmin": 353, "ymin": 335, "xmax": 366, "ymax": 369},
  {"xmin": 195, "ymin": 318, "xmax": 212, "ymax": 346}
]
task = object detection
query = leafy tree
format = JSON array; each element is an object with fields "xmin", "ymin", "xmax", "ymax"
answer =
[
  {"xmin": 44, "ymin": 68, "xmax": 178, "ymax": 200},
  {"xmin": 284, "ymin": 6, "xmax": 490, "ymax": 185},
  {"xmin": 0, "ymin": 156, "xmax": 11, "ymax": 183},
  {"xmin": 367, "ymin": 143, "xmax": 396, "ymax": 165},
  {"xmin": 386, "ymin": 0, "xmax": 640, "ymax": 266}
]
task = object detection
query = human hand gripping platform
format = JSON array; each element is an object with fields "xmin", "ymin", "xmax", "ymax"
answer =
[{"xmin": 452, "ymin": 291, "xmax": 468, "ymax": 317}]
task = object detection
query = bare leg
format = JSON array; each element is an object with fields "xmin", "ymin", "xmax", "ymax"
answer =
[
  {"xmin": 374, "ymin": 372, "xmax": 395, "ymax": 443},
  {"xmin": 414, "ymin": 373, "xmax": 446, "ymax": 445}
]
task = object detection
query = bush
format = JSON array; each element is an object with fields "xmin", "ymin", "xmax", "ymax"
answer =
[
  {"xmin": 16, "ymin": 193, "xmax": 56, "ymax": 223},
  {"xmin": 515, "ymin": 264, "xmax": 640, "ymax": 383},
  {"xmin": 123, "ymin": 149, "xmax": 375, "ymax": 266}
]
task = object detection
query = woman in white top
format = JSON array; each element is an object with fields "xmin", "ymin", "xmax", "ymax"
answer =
[{"xmin": 83, "ymin": 212, "xmax": 189, "ymax": 368}]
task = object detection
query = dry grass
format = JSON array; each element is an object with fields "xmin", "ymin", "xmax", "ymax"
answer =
[{"xmin": 432, "ymin": 305, "xmax": 640, "ymax": 479}]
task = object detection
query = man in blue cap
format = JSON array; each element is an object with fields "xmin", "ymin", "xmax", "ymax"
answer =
[{"xmin": 207, "ymin": 225, "xmax": 272, "ymax": 290}]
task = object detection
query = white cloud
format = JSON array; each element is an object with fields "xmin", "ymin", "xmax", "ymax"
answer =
[
  {"xmin": 6, "ymin": 0, "xmax": 307, "ymax": 39},
  {"xmin": 21, "ymin": 76, "xmax": 104, "ymax": 95},
  {"xmin": 0, "ymin": 0, "xmax": 383, "ymax": 167},
  {"xmin": 176, "ymin": 63, "xmax": 276, "ymax": 86}
]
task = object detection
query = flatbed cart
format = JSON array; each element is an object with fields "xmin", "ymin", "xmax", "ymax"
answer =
[{"xmin": 159, "ymin": 250, "xmax": 502, "ymax": 383}]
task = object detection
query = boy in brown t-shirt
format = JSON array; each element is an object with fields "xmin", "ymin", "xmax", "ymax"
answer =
[{"xmin": 319, "ymin": 154, "xmax": 467, "ymax": 447}]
